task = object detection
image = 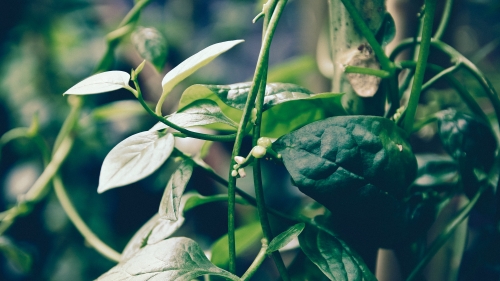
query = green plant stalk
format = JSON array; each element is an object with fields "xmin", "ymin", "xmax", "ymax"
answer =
[
  {"xmin": 226, "ymin": 0, "xmax": 287, "ymax": 273},
  {"xmin": 402, "ymin": 0, "xmax": 438, "ymax": 132},
  {"xmin": 53, "ymin": 174, "xmax": 121, "ymax": 262},
  {"xmin": 420, "ymin": 63, "xmax": 460, "ymax": 93},
  {"xmin": 240, "ymin": 239, "xmax": 269, "ymax": 281},
  {"xmin": 95, "ymin": 0, "xmax": 152, "ymax": 72},
  {"xmin": 405, "ymin": 183, "xmax": 488, "ymax": 281},
  {"xmin": 434, "ymin": 0, "xmax": 454, "ymax": 40},
  {"xmin": 127, "ymin": 81, "xmax": 237, "ymax": 142},
  {"xmin": 344, "ymin": 66, "xmax": 391, "ymax": 78}
]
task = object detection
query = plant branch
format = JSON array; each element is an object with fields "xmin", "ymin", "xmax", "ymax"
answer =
[
  {"xmin": 127, "ymin": 80, "xmax": 237, "ymax": 142},
  {"xmin": 434, "ymin": 0, "xmax": 454, "ymax": 40},
  {"xmin": 240, "ymin": 239, "xmax": 269, "ymax": 281},
  {"xmin": 406, "ymin": 183, "xmax": 488, "ymax": 281},
  {"xmin": 53, "ymin": 174, "xmax": 121, "ymax": 262},
  {"xmin": 226, "ymin": 0, "xmax": 288, "ymax": 273},
  {"xmin": 402, "ymin": 0, "xmax": 438, "ymax": 132}
]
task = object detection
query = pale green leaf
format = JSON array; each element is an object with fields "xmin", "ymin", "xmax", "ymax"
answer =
[
  {"xmin": 266, "ymin": 223, "xmax": 305, "ymax": 254},
  {"xmin": 63, "ymin": 71, "xmax": 130, "ymax": 95},
  {"xmin": 183, "ymin": 193, "xmax": 248, "ymax": 213},
  {"xmin": 211, "ymin": 221, "xmax": 262, "ymax": 269},
  {"xmin": 150, "ymin": 100, "xmax": 238, "ymax": 131},
  {"xmin": 92, "ymin": 100, "xmax": 148, "ymax": 121},
  {"xmin": 98, "ymin": 237, "xmax": 240, "ymax": 281},
  {"xmin": 98, "ymin": 131, "xmax": 175, "ymax": 193},
  {"xmin": 178, "ymin": 82, "xmax": 345, "ymax": 137},
  {"xmin": 161, "ymin": 40, "xmax": 244, "ymax": 94},
  {"xmin": 159, "ymin": 160, "xmax": 194, "ymax": 221}
]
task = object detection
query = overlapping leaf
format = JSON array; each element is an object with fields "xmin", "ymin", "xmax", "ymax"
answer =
[
  {"xmin": 92, "ymin": 100, "xmax": 148, "ymax": 121},
  {"xmin": 63, "ymin": 71, "xmax": 130, "ymax": 95},
  {"xmin": 298, "ymin": 224, "xmax": 377, "ymax": 281},
  {"xmin": 98, "ymin": 131, "xmax": 174, "ymax": 193},
  {"xmin": 159, "ymin": 160, "xmax": 194, "ymax": 221},
  {"xmin": 150, "ymin": 100, "xmax": 238, "ymax": 131},
  {"xmin": 98, "ymin": 237, "xmax": 240, "ymax": 281},
  {"xmin": 178, "ymin": 82, "xmax": 345, "ymax": 137},
  {"xmin": 267, "ymin": 223, "xmax": 305, "ymax": 254}
]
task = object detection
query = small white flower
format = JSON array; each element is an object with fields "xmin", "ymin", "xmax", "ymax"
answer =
[
  {"xmin": 237, "ymin": 168, "xmax": 246, "ymax": 178},
  {"xmin": 234, "ymin": 156, "xmax": 246, "ymax": 164},
  {"xmin": 231, "ymin": 170, "xmax": 238, "ymax": 177}
]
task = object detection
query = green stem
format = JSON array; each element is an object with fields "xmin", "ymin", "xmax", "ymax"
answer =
[
  {"xmin": 405, "ymin": 184, "xmax": 488, "ymax": 281},
  {"xmin": 344, "ymin": 66, "xmax": 390, "ymax": 78},
  {"xmin": 420, "ymin": 63, "xmax": 460, "ymax": 92},
  {"xmin": 127, "ymin": 82, "xmax": 236, "ymax": 142},
  {"xmin": 434, "ymin": 0, "xmax": 454, "ymax": 40},
  {"xmin": 226, "ymin": 0, "xmax": 288, "ymax": 273},
  {"xmin": 338, "ymin": 0, "xmax": 393, "ymax": 71},
  {"xmin": 53, "ymin": 174, "xmax": 121, "ymax": 262},
  {"xmin": 402, "ymin": 0, "xmax": 438, "ymax": 132},
  {"xmin": 240, "ymin": 239, "xmax": 269, "ymax": 281}
]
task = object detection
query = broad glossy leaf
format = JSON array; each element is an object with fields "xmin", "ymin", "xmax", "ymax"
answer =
[
  {"xmin": 92, "ymin": 100, "xmax": 148, "ymax": 121},
  {"xmin": 98, "ymin": 131, "xmax": 175, "ymax": 193},
  {"xmin": 132, "ymin": 27, "xmax": 168, "ymax": 72},
  {"xmin": 0, "ymin": 237, "xmax": 32, "ymax": 273},
  {"xmin": 178, "ymin": 82, "xmax": 345, "ymax": 137},
  {"xmin": 437, "ymin": 109, "xmax": 497, "ymax": 172},
  {"xmin": 161, "ymin": 40, "xmax": 244, "ymax": 94},
  {"xmin": 267, "ymin": 223, "xmax": 305, "ymax": 254},
  {"xmin": 159, "ymin": 160, "xmax": 194, "ymax": 221},
  {"xmin": 273, "ymin": 116, "xmax": 417, "ymax": 247},
  {"xmin": 98, "ymin": 237, "xmax": 240, "ymax": 281},
  {"xmin": 211, "ymin": 221, "xmax": 263, "ymax": 268},
  {"xmin": 151, "ymin": 100, "xmax": 238, "ymax": 131},
  {"xmin": 63, "ymin": 71, "xmax": 130, "ymax": 95},
  {"xmin": 298, "ymin": 224, "xmax": 377, "ymax": 281}
]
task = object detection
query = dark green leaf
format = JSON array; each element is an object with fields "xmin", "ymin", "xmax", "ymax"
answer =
[
  {"xmin": 437, "ymin": 109, "xmax": 497, "ymax": 172},
  {"xmin": 98, "ymin": 237, "xmax": 240, "ymax": 281},
  {"xmin": 267, "ymin": 223, "xmax": 305, "ymax": 254},
  {"xmin": 98, "ymin": 131, "xmax": 175, "ymax": 193},
  {"xmin": 376, "ymin": 13, "xmax": 396, "ymax": 49},
  {"xmin": 63, "ymin": 71, "xmax": 130, "ymax": 95},
  {"xmin": 132, "ymin": 27, "xmax": 168, "ymax": 72},
  {"xmin": 211, "ymin": 221, "xmax": 262, "ymax": 269},
  {"xmin": 159, "ymin": 160, "xmax": 194, "ymax": 221},
  {"xmin": 151, "ymin": 100, "xmax": 238, "ymax": 131},
  {"xmin": 412, "ymin": 154, "xmax": 459, "ymax": 193},
  {"xmin": 0, "ymin": 237, "xmax": 32, "ymax": 273},
  {"xmin": 178, "ymin": 82, "xmax": 345, "ymax": 137},
  {"xmin": 298, "ymin": 224, "xmax": 377, "ymax": 281},
  {"xmin": 273, "ymin": 116, "xmax": 417, "ymax": 247}
]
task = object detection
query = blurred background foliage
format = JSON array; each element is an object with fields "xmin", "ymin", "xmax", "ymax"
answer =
[{"xmin": 0, "ymin": 0, "xmax": 499, "ymax": 280}]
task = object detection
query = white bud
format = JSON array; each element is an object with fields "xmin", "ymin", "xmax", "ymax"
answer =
[
  {"xmin": 257, "ymin": 137, "xmax": 272, "ymax": 148},
  {"xmin": 234, "ymin": 156, "xmax": 246, "ymax": 164},
  {"xmin": 231, "ymin": 170, "xmax": 238, "ymax": 177},
  {"xmin": 237, "ymin": 168, "xmax": 246, "ymax": 178},
  {"xmin": 251, "ymin": 146, "xmax": 267, "ymax": 158}
]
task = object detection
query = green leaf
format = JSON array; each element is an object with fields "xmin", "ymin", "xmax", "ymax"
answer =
[
  {"xmin": 267, "ymin": 55, "xmax": 318, "ymax": 84},
  {"xmin": 92, "ymin": 100, "xmax": 148, "ymax": 121},
  {"xmin": 0, "ymin": 237, "xmax": 32, "ymax": 273},
  {"xmin": 266, "ymin": 223, "xmax": 305, "ymax": 254},
  {"xmin": 298, "ymin": 224, "xmax": 377, "ymax": 281},
  {"xmin": 183, "ymin": 193, "xmax": 248, "ymax": 213},
  {"xmin": 211, "ymin": 221, "xmax": 263, "ymax": 269},
  {"xmin": 63, "ymin": 71, "xmax": 130, "ymax": 95},
  {"xmin": 412, "ymin": 154, "xmax": 459, "ymax": 193},
  {"xmin": 150, "ymin": 100, "xmax": 238, "ymax": 131},
  {"xmin": 122, "ymin": 193, "xmax": 199, "ymax": 262},
  {"xmin": 437, "ymin": 109, "xmax": 497, "ymax": 172},
  {"xmin": 98, "ymin": 131, "xmax": 175, "ymax": 193},
  {"xmin": 178, "ymin": 82, "xmax": 345, "ymax": 137},
  {"xmin": 273, "ymin": 116, "xmax": 417, "ymax": 247},
  {"xmin": 132, "ymin": 26, "xmax": 168, "ymax": 72},
  {"xmin": 98, "ymin": 237, "xmax": 240, "ymax": 281},
  {"xmin": 376, "ymin": 13, "xmax": 396, "ymax": 49},
  {"xmin": 159, "ymin": 160, "xmax": 194, "ymax": 221},
  {"xmin": 161, "ymin": 40, "xmax": 244, "ymax": 94}
]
